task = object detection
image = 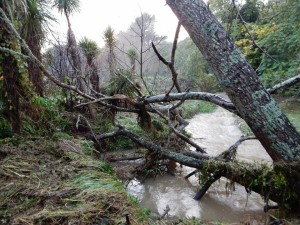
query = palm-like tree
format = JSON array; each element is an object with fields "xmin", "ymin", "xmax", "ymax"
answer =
[
  {"xmin": 103, "ymin": 26, "xmax": 117, "ymax": 77},
  {"xmin": 79, "ymin": 37, "xmax": 100, "ymax": 92},
  {"xmin": 21, "ymin": 0, "xmax": 53, "ymax": 96},
  {"xmin": 52, "ymin": 0, "xmax": 84, "ymax": 91},
  {"xmin": 52, "ymin": 0, "xmax": 79, "ymax": 27},
  {"xmin": 127, "ymin": 47, "xmax": 138, "ymax": 80}
]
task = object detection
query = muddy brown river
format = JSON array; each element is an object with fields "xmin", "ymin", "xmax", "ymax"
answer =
[{"xmin": 128, "ymin": 104, "xmax": 273, "ymax": 223}]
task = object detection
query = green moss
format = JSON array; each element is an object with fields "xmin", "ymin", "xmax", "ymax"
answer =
[
  {"xmin": 229, "ymin": 48, "xmax": 244, "ymax": 64},
  {"xmin": 238, "ymin": 121, "xmax": 254, "ymax": 136}
]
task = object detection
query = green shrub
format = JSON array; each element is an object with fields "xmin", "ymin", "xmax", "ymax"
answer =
[
  {"xmin": 0, "ymin": 117, "xmax": 13, "ymax": 138},
  {"xmin": 51, "ymin": 131, "xmax": 72, "ymax": 141}
]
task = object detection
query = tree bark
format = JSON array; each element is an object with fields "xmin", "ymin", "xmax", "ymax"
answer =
[
  {"xmin": 0, "ymin": 18, "xmax": 21, "ymax": 133},
  {"xmin": 26, "ymin": 34, "xmax": 44, "ymax": 97},
  {"xmin": 166, "ymin": 0, "xmax": 300, "ymax": 161}
]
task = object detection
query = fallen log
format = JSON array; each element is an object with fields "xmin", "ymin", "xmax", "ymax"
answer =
[
  {"xmin": 108, "ymin": 156, "xmax": 143, "ymax": 162},
  {"xmin": 95, "ymin": 126, "xmax": 300, "ymax": 211}
]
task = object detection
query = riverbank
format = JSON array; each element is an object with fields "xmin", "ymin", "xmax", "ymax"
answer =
[{"xmin": 0, "ymin": 135, "xmax": 149, "ymax": 224}]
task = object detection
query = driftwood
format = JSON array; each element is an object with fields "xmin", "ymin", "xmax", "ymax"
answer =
[
  {"xmin": 108, "ymin": 156, "xmax": 143, "ymax": 162},
  {"xmin": 158, "ymin": 205, "xmax": 170, "ymax": 220},
  {"xmin": 184, "ymin": 170, "xmax": 198, "ymax": 179},
  {"xmin": 193, "ymin": 174, "xmax": 221, "ymax": 200}
]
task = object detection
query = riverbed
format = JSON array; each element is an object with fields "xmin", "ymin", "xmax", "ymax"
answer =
[{"xmin": 127, "ymin": 105, "xmax": 273, "ymax": 223}]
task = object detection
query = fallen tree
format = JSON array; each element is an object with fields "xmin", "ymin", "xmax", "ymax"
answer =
[
  {"xmin": 94, "ymin": 126, "xmax": 300, "ymax": 211},
  {"xmin": 1, "ymin": 0, "xmax": 300, "ymax": 214}
]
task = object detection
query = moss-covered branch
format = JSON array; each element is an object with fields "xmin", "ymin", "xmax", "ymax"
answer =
[{"xmin": 95, "ymin": 126, "xmax": 300, "ymax": 210}]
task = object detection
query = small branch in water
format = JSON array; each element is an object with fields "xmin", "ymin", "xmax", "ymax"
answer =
[
  {"xmin": 264, "ymin": 204, "xmax": 279, "ymax": 212},
  {"xmin": 158, "ymin": 205, "xmax": 170, "ymax": 220},
  {"xmin": 216, "ymin": 136, "xmax": 256, "ymax": 161},
  {"xmin": 184, "ymin": 169, "xmax": 198, "ymax": 179},
  {"xmin": 193, "ymin": 174, "xmax": 221, "ymax": 200},
  {"xmin": 124, "ymin": 213, "xmax": 130, "ymax": 225},
  {"xmin": 108, "ymin": 156, "xmax": 143, "ymax": 162}
]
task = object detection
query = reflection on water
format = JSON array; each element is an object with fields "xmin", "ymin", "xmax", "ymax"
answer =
[{"xmin": 128, "ymin": 103, "xmax": 273, "ymax": 223}]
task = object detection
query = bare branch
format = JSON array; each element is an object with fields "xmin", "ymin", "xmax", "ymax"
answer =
[
  {"xmin": 140, "ymin": 92, "xmax": 238, "ymax": 115},
  {"xmin": 216, "ymin": 136, "xmax": 256, "ymax": 161},
  {"xmin": 171, "ymin": 21, "xmax": 181, "ymax": 64},
  {"xmin": 112, "ymin": 126, "xmax": 206, "ymax": 168},
  {"xmin": 151, "ymin": 42, "xmax": 169, "ymax": 65},
  {"xmin": 268, "ymin": 74, "xmax": 300, "ymax": 94},
  {"xmin": 150, "ymin": 104, "xmax": 207, "ymax": 153},
  {"xmin": 152, "ymin": 42, "xmax": 181, "ymax": 94},
  {"xmin": 75, "ymin": 95, "xmax": 140, "ymax": 113}
]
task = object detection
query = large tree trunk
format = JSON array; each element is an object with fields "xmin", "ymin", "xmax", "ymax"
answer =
[
  {"xmin": 26, "ymin": 34, "xmax": 44, "ymax": 97},
  {"xmin": 166, "ymin": 0, "xmax": 300, "ymax": 161},
  {"xmin": 87, "ymin": 60, "xmax": 100, "ymax": 93},
  {"xmin": 0, "ymin": 20, "xmax": 22, "ymax": 134}
]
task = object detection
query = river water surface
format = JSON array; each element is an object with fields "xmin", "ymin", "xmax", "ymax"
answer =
[{"xmin": 128, "ymin": 104, "xmax": 273, "ymax": 223}]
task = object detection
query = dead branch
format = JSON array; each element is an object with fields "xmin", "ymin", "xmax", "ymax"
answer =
[
  {"xmin": 184, "ymin": 169, "xmax": 198, "ymax": 179},
  {"xmin": 193, "ymin": 136, "xmax": 257, "ymax": 200},
  {"xmin": 192, "ymin": 137, "xmax": 255, "ymax": 200},
  {"xmin": 140, "ymin": 92, "xmax": 238, "ymax": 115},
  {"xmin": 183, "ymin": 150, "xmax": 211, "ymax": 160},
  {"xmin": 268, "ymin": 74, "xmax": 300, "ymax": 94},
  {"xmin": 158, "ymin": 205, "xmax": 170, "ymax": 220},
  {"xmin": 117, "ymin": 71, "xmax": 144, "ymax": 97},
  {"xmin": 216, "ymin": 135, "xmax": 256, "ymax": 161},
  {"xmin": 151, "ymin": 105, "xmax": 207, "ymax": 153},
  {"xmin": 108, "ymin": 156, "xmax": 143, "ymax": 162},
  {"xmin": 152, "ymin": 41, "xmax": 181, "ymax": 94},
  {"xmin": 171, "ymin": 22, "xmax": 181, "ymax": 64},
  {"xmin": 194, "ymin": 173, "xmax": 221, "ymax": 200}
]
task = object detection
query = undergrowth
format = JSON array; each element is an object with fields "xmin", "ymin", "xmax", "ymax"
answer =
[{"xmin": 0, "ymin": 137, "xmax": 149, "ymax": 224}]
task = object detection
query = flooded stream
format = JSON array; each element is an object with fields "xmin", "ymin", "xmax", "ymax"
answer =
[{"xmin": 128, "ymin": 104, "xmax": 273, "ymax": 223}]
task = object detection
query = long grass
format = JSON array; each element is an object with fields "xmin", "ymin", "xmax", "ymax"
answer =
[{"xmin": 0, "ymin": 137, "xmax": 149, "ymax": 224}]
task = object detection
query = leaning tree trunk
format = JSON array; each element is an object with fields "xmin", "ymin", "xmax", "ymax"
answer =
[{"xmin": 166, "ymin": 0, "xmax": 300, "ymax": 162}]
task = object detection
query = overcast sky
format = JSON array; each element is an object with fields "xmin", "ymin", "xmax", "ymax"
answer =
[{"xmin": 49, "ymin": 0, "xmax": 192, "ymax": 47}]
